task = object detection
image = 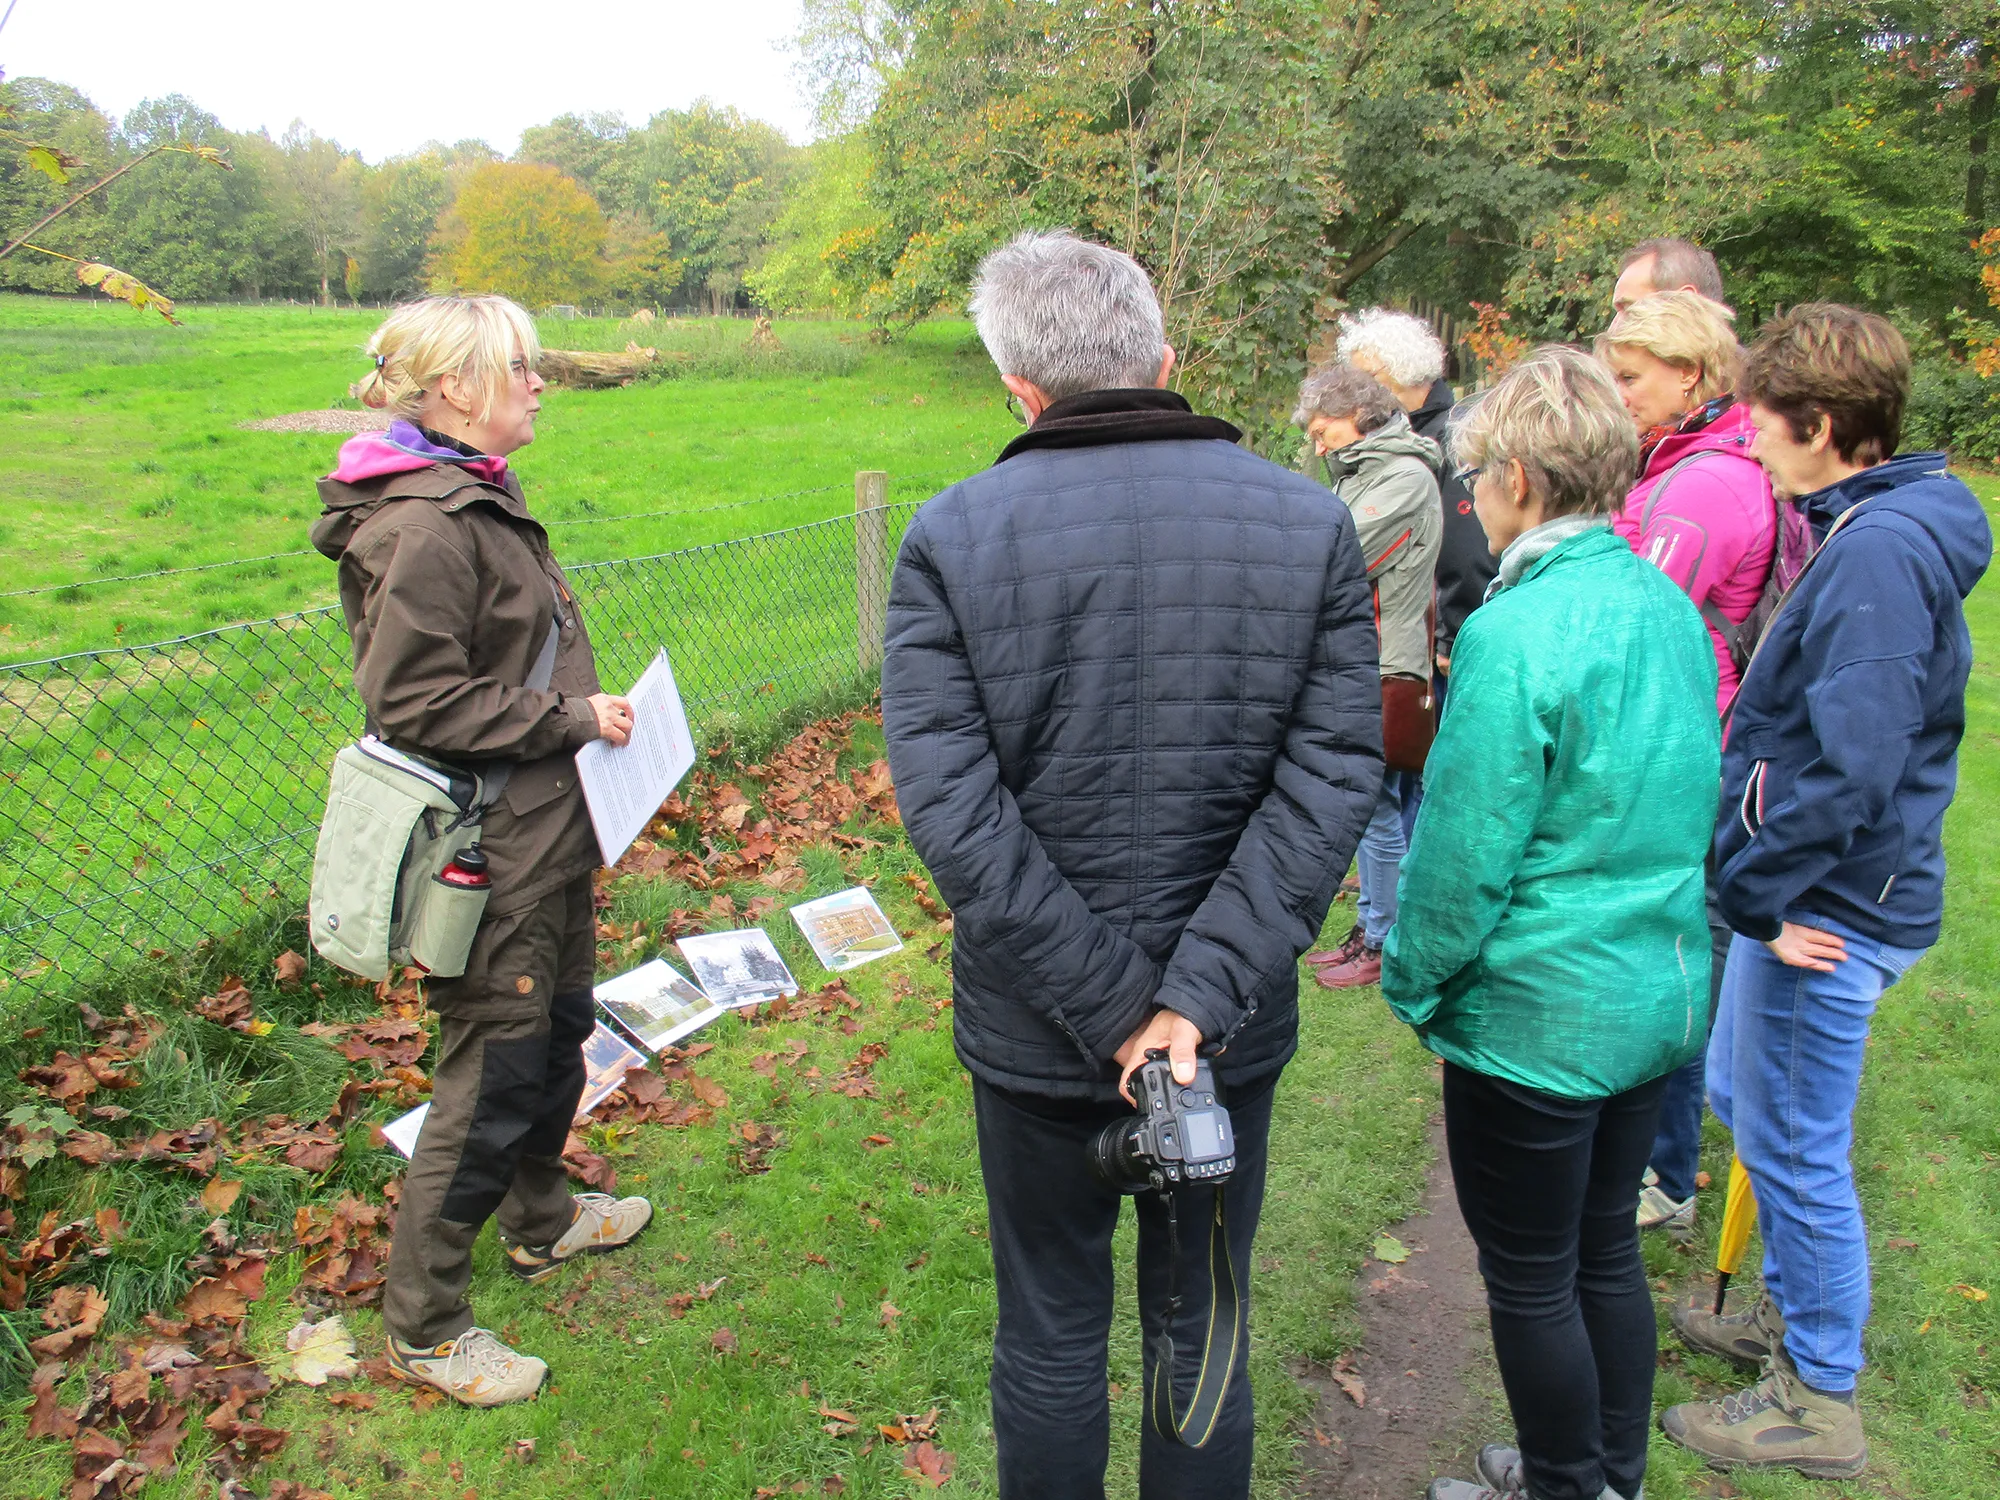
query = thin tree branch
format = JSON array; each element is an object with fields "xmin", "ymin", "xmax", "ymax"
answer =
[{"xmin": 0, "ymin": 144, "xmax": 173, "ymax": 260}]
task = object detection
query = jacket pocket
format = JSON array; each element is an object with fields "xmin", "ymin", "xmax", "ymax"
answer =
[{"xmin": 503, "ymin": 754, "xmax": 580, "ymax": 818}]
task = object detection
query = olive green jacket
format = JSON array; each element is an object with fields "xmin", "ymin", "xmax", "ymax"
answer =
[{"xmin": 1381, "ymin": 523, "xmax": 1720, "ymax": 1099}]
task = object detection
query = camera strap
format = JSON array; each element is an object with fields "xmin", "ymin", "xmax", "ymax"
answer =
[{"xmin": 1146, "ymin": 1186, "xmax": 1243, "ymax": 1448}]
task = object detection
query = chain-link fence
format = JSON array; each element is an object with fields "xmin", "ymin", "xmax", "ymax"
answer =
[{"xmin": 0, "ymin": 483, "xmax": 921, "ymax": 1006}]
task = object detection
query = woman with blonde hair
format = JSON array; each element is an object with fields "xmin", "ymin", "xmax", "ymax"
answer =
[
  {"xmin": 1381, "ymin": 347, "xmax": 1719, "ymax": 1500},
  {"xmin": 312, "ymin": 294, "xmax": 652, "ymax": 1406},
  {"xmin": 1597, "ymin": 291, "xmax": 1792, "ymax": 1239}
]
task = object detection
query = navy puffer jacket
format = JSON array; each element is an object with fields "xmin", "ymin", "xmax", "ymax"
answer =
[{"xmin": 882, "ymin": 392, "xmax": 1385, "ymax": 1099}]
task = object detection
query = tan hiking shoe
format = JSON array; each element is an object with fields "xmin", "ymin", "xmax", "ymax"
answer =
[
  {"xmin": 1672, "ymin": 1288, "xmax": 1786, "ymax": 1367},
  {"xmin": 1637, "ymin": 1183, "xmax": 1696, "ymax": 1234},
  {"xmin": 385, "ymin": 1327, "xmax": 547, "ymax": 1407},
  {"xmin": 502, "ymin": 1192, "xmax": 654, "ymax": 1282},
  {"xmin": 1660, "ymin": 1351, "xmax": 1866, "ymax": 1478}
]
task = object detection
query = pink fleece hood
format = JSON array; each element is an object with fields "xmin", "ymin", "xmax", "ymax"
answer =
[{"xmin": 327, "ymin": 419, "xmax": 511, "ymax": 487}]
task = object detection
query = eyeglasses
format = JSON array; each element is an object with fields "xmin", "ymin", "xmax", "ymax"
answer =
[
  {"xmin": 1005, "ymin": 393, "xmax": 1028, "ymax": 427},
  {"xmin": 1452, "ymin": 464, "xmax": 1481, "ymax": 490}
]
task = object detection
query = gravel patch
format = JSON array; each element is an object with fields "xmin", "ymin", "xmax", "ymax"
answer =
[{"xmin": 239, "ymin": 409, "xmax": 392, "ymax": 434}]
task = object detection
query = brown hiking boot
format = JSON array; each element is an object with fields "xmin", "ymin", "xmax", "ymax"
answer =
[
  {"xmin": 1672, "ymin": 1289, "xmax": 1786, "ymax": 1367},
  {"xmin": 1307, "ymin": 923, "xmax": 1366, "ymax": 969},
  {"xmin": 1314, "ymin": 943, "xmax": 1382, "ymax": 989},
  {"xmin": 1660, "ymin": 1349, "xmax": 1866, "ymax": 1479}
]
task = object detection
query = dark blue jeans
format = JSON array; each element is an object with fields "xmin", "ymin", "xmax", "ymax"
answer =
[
  {"xmin": 972, "ymin": 1073, "xmax": 1276, "ymax": 1500},
  {"xmin": 1647, "ymin": 871, "xmax": 1734, "ymax": 1202}
]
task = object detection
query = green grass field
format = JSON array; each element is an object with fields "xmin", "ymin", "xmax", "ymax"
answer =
[
  {"xmin": 0, "ymin": 296, "xmax": 1018, "ymax": 998},
  {"xmin": 0, "ymin": 297, "xmax": 1017, "ymax": 663}
]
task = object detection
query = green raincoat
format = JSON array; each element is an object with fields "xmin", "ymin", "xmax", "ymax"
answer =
[{"xmin": 1381, "ymin": 522, "xmax": 1721, "ymax": 1100}]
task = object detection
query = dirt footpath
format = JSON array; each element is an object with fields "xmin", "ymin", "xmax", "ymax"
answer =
[{"xmin": 1294, "ymin": 1120, "xmax": 1499, "ymax": 1499}]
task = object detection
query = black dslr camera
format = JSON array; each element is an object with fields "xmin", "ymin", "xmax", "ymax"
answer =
[{"xmin": 1088, "ymin": 1050, "xmax": 1236, "ymax": 1194}]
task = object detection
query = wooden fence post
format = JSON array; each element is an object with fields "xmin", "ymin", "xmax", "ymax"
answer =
[{"xmin": 855, "ymin": 470, "xmax": 890, "ymax": 674}]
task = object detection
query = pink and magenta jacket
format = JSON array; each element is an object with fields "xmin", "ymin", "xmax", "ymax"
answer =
[{"xmin": 1612, "ymin": 400, "xmax": 1777, "ymax": 715}]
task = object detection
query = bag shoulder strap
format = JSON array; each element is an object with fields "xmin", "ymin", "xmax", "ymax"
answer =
[{"xmin": 478, "ymin": 580, "xmax": 566, "ymax": 809}]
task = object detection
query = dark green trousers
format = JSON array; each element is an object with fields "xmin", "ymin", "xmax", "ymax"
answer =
[{"xmin": 382, "ymin": 875, "xmax": 595, "ymax": 1346}]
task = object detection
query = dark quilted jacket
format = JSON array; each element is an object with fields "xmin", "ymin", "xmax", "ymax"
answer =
[{"xmin": 882, "ymin": 421, "xmax": 1385, "ymax": 1099}]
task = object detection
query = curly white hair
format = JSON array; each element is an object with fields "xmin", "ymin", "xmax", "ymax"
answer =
[{"xmin": 1334, "ymin": 308, "xmax": 1446, "ymax": 389}]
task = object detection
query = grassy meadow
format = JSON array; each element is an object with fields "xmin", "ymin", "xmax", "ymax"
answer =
[
  {"xmin": 0, "ymin": 296, "xmax": 1017, "ymax": 663},
  {"xmin": 0, "ymin": 296, "xmax": 1015, "ymax": 997}
]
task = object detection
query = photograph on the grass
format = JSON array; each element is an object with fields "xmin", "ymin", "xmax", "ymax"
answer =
[
  {"xmin": 577, "ymin": 1022, "xmax": 650, "ymax": 1116},
  {"xmin": 595, "ymin": 957, "xmax": 725, "ymax": 1052},
  {"xmin": 790, "ymin": 886, "xmax": 904, "ymax": 973},
  {"xmin": 675, "ymin": 927, "xmax": 801, "ymax": 1008}
]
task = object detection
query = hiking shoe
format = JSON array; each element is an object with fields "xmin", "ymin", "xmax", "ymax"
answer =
[
  {"xmin": 1661, "ymin": 1350, "xmax": 1865, "ymax": 1478},
  {"xmin": 1475, "ymin": 1444, "xmax": 1525, "ymax": 1495},
  {"xmin": 1637, "ymin": 1184, "xmax": 1696, "ymax": 1233},
  {"xmin": 1473, "ymin": 1447, "xmax": 1635, "ymax": 1500},
  {"xmin": 503, "ymin": 1192, "xmax": 654, "ymax": 1281},
  {"xmin": 385, "ymin": 1327, "xmax": 546, "ymax": 1407},
  {"xmin": 1425, "ymin": 1480, "xmax": 1507, "ymax": 1500},
  {"xmin": 1672, "ymin": 1289, "xmax": 1786, "ymax": 1368},
  {"xmin": 1306, "ymin": 923, "xmax": 1366, "ymax": 969},
  {"xmin": 1314, "ymin": 943, "xmax": 1382, "ymax": 989}
]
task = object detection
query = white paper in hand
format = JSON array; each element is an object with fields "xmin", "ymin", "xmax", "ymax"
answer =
[{"xmin": 575, "ymin": 649, "xmax": 696, "ymax": 866}]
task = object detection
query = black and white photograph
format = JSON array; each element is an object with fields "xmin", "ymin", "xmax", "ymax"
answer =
[{"xmin": 674, "ymin": 927, "xmax": 801, "ymax": 1009}]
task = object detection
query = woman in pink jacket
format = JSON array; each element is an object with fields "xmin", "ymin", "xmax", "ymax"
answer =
[
  {"xmin": 1598, "ymin": 291, "xmax": 1785, "ymax": 715},
  {"xmin": 1596, "ymin": 289, "xmax": 1787, "ymax": 1239}
]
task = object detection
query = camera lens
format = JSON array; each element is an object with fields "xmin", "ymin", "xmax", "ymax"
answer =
[{"xmin": 1086, "ymin": 1116, "xmax": 1155, "ymax": 1195}]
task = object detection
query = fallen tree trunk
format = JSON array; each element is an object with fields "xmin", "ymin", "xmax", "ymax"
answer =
[{"xmin": 538, "ymin": 344, "xmax": 668, "ymax": 389}]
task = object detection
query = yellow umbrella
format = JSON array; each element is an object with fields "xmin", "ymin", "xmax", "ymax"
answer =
[{"xmin": 1712, "ymin": 1153, "xmax": 1759, "ymax": 1313}]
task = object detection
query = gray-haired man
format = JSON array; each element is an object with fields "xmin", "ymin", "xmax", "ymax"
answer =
[{"xmin": 881, "ymin": 229, "xmax": 1383, "ymax": 1498}]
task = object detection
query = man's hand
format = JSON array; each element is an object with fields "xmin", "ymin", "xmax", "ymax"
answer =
[
  {"xmin": 1113, "ymin": 1008, "xmax": 1203, "ymax": 1104},
  {"xmin": 1766, "ymin": 920, "xmax": 1847, "ymax": 973}
]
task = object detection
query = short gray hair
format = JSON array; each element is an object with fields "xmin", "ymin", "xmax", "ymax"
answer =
[
  {"xmin": 968, "ymin": 230, "xmax": 1166, "ymax": 400},
  {"xmin": 1335, "ymin": 308, "xmax": 1446, "ymax": 389},
  {"xmin": 1619, "ymin": 237, "xmax": 1725, "ymax": 302},
  {"xmin": 1449, "ymin": 345, "xmax": 1638, "ymax": 519},
  {"xmin": 1293, "ymin": 363, "xmax": 1403, "ymax": 433}
]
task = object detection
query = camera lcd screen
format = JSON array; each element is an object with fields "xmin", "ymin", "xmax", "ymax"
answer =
[{"xmin": 1181, "ymin": 1109, "xmax": 1228, "ymax": 1161}]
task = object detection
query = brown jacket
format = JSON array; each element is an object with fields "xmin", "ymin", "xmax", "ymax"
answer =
[{"xmin": 312, "ymin": 463, "xmax": 604, "ymax": 914}]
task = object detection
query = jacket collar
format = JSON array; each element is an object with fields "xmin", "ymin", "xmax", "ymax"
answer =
[
  {"xmin": 1799, "ymin": 452, "xmax": 1951, "ymax": 534},
  {"xmin": 996, "ymin": 387, "xmax": 1241, "ymax": 463},
  {"xmin": 1488, "ymin": 516, "xmax": 1612, "ymax": 599},
  {"xmin": 1409, "ymin": 379, "xmax": 1456, "ymax": 434}
]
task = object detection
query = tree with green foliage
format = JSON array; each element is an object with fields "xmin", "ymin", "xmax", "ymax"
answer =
[
  {"xmin": 746, "ymin": 134, "xmax": 876, "ymax": 313},
  {"xmin": 431, "ymin": 160, "xmax": 606, "ymax": 306}
]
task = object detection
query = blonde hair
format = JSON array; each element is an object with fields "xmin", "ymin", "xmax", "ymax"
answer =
[
  {"xmin": 351, "ymin": 294, "xmax": 541, "ymax": 422},
  {"xmin": 1594, "ymin": 290, "xmax": 1742, "ymax": 405},
  {"xmin": 1450, "ymin": 345, "xmax": 1639, "ymax": 519}
]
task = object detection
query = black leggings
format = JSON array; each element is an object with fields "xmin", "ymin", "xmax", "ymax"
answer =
[{"xmin": 1443, "ymin": 1063, "xmax": 1668, "ymax": 1500}]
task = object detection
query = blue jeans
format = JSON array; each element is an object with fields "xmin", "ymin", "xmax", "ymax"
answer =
[
  {"xmin": 1356, "ymin": 777, "xmax": 1407, "ymax": 949},
  {"xmin": 1648, "ymin": 870, "xmax": 1734, "ymax": 1203},
  {"xmin": 1705, "ymin": 915, "xmax": 1926, "ymax": 1392}
]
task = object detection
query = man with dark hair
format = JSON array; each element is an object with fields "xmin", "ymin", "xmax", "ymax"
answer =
[
  {"xmin": 1661, "ymin": 304, "xmax": 1991, "ymax": 1477},
  {"xmin": 882, "ymin": 229, "xmax": 1383, "ymax": 1499},
  {"xmin": 1612, "ymin": 236, "xmax": 1726, "ymax": 313}
]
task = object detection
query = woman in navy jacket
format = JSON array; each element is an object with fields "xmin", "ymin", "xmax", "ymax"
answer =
[{"xmin": 1662, "ymin": 305, "xmax": 1991, "ymax": 1479}]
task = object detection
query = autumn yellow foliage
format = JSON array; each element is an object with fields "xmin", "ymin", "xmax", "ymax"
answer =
[{"xmin": 430, "ymin": 161, "xmax": 606, "ymax": 308}]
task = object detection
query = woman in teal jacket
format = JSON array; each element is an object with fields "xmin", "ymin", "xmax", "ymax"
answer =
[{"xmin": 1384, "ymin": 348, "xmax": 1720, "ymax": 1500}]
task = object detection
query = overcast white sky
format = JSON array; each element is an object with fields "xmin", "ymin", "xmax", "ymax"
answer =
[{"xmin": 0, "ymin": 0, "xmax": 815, "ymax": 160}]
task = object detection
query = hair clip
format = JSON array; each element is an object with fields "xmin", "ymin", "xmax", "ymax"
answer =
[{"xmin": 374, "ymin": 354, "xmax": 387, "ymax": 369}]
